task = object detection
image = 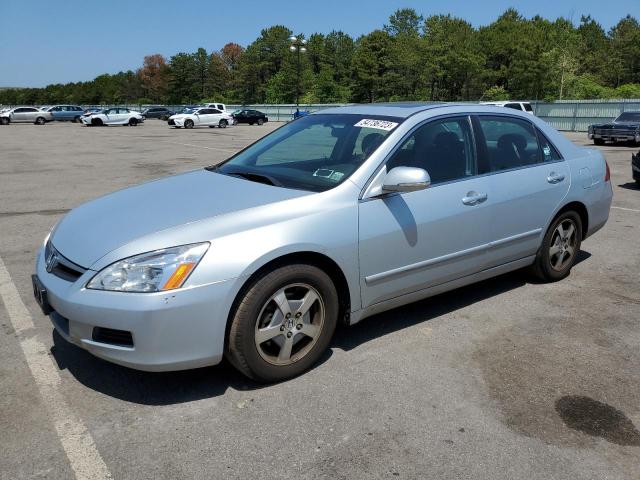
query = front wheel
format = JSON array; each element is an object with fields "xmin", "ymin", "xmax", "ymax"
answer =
[
  {"xmin": 184, "ymin": 119, "xmax": 194, "ymax": 129},
  {"xmin": 35, "ymin": 117, "xmax": 46, "ymax": 125},
  {"xmin": 594, "ymin": 138, "xmax": 604, "ymax": 146},
  {"xmin": 128, "ymin": 118, "xmax": 138, "ymax": 126},
  {"xmin": 226, "ymin": 264, "xmax": 338, "ymax": 382},
  {"xmin": 532, "ymin": 211, "xmax": 582, "ymax": 282},
  {"xmin": 0, "ymin": 117, "xmax": 9, "ymax": 125}
]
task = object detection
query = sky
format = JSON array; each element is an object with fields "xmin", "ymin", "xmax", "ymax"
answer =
[{"xmin": 0, "ymin": 0, "xmax": 637, "ymax": 87}]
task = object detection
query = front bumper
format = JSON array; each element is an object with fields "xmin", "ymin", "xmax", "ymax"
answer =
[
  {"xmin": 592, "ymin": 131, "xmax": 639, "ymax": 142},
  {"xmin": 34, "ymin": 246, "xmax": 236, "ymax": 371}
]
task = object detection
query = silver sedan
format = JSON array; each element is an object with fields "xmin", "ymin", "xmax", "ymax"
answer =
[
  {"xmin": 1, "ymin": 106, "xmax": 53, "ymax": 125},
  {"xmin": 33, "ymin": 103, "xmax": 612, "ymax": 382}
]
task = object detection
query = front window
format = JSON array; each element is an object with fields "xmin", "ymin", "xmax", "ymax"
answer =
[
  {"xmin": 616, "ymin": 112, "xmax": 640, "ymax": 123},
  {"xmin": 212, "ymin": 114, "xmax": 402, "ymax": 192}
]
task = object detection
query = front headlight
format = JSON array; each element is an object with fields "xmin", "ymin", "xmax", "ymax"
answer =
[{"xmin": 87, "ymin": 243, "xmax": 209, "ymax": 293}]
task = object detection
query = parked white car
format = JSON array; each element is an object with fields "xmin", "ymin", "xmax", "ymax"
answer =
[
  {"xmin": 168, "ymin": 107, "xmax": 234, "ymax": 129},
  {"xmin": 81, "ymin": 107, "xmax": 144, "ymax": 126},
  {"xmin": 481, "ymin": 101, "xmax": 534, "ymax": 114}
]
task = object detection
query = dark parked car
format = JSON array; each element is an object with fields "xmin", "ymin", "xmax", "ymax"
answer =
[
  {"xmin": 232, "ymin": 109, "xmax": 268, "ymax": 125},
  {"xmin": 142, "ymin": 107, "xmax": 175, "ymax": 120},
  {"xmin": 588, "ymin": 112, "xmax": 640, "ymax": 146},
  {"xmin": 47, "ymin": 105, "xmax": 85, "ymax": 122}
]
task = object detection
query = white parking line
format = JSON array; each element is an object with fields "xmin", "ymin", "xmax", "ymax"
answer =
[
  {"xmin": 611, "ymin": 206, "xmax": 640, "ymax": 213},
  {"xmin": 0, "ymin": 256, "xmax": 112, "ymax": 480}
]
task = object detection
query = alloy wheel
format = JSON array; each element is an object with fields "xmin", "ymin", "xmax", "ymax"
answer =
[
  {"xmin": 549, "ymin": 219, "xmax": 578, "ymax": 271},
  {"xmin": 254, "ymin": 283, "xmax": 325, "ymax": 366}
]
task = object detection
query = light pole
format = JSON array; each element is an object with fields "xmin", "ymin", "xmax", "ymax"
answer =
[{"xmin": 289, "ymin": 36, "xmax": 307, "ymax": 114}]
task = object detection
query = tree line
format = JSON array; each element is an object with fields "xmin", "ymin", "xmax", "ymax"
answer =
[{"xmin": 2, "ymin": 8, "xmax": 639, "ymax": 106}]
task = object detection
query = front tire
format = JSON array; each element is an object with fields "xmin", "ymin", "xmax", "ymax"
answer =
[
  {"xmin": 226, "ymin": 264, "xmax": 338, "ymax": 382},
  {"xmin": 0, "ymin": 117, "xmax": 9, "ymax": 125},
  {"xmin": 184, "ymin": 119, "xmax": 194, "ymax": 129},
  {"xmin": 128, "ymin": 118, "xmax": 138, "ymax": 126},
  {"xmin": 594, "ymin": 138, "xmax": 604, "ymax": 146},
  {"xmin": 35, "ymin": 117, "xmax": 46, "ymax": 125},
  {"xmin": 532, "ymin": 211, "xmax": 582, "ymax": 282},
  {"xmin": 91, "ymin": 118, "xmax": 103, "ymax": 126}
]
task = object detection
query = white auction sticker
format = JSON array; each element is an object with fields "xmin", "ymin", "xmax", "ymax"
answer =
[{"xmin": 354, "ymin": 119, "xmax": 399, "ymax": 131}]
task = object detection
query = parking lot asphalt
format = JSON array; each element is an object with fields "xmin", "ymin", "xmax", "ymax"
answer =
[{"xmin": 0, "ymin": 120, "xmax": 638, "ymax": 480}]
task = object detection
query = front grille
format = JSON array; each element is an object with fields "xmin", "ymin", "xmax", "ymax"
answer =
[
  {"xmin": 45, "ymin": 241, "xmax": 86, "ymax": 282},
  {"xmin": 92, "ymin": 327, "xmax": 134, "ymax": 348}
]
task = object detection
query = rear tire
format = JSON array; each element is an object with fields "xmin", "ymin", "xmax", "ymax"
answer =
[
  {"xmin": 257, "ymin": 118, "xmax": 264, "ymax": 126},
  {"xmin": 593, "ymin": 138, "xmax": 604, "ymax": 146},
  {"xmin": 226, "ymin": 264, "xmax": 338, "ymax": 382},
  {"xmin": 219, "ymin": 119, "xmax": 228, "ymax": 129},
  {"xmin": 249, "ymin": 121, "xmax": 254, "ymax": 126},
  {"xmin": 184, "ymin": 119, "xmax": 194, "ymax": 129},
  {"xmin": 35, "ymin": 117, "xmax": 46, "ymax": 125},
  {"xmin": 532, "ymin": 211, "xmax": 582, "ymax": 282}
]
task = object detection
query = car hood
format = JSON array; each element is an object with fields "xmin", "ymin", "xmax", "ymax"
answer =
[
  {"xmin": 592, "ymin": 122, "xmax": 640, "ymax": 128},
  {"xmin": 50, "ymin": 169, "xmax": 311, "ymax": 268}
]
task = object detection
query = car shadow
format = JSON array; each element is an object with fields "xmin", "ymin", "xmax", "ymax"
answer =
[
  {"xmin": 618, "ymin": 182, "xmax": 640, "ymax": 191},
  {"xmin": 51, "ymin": 251, "xmax": 591, "ymax": 405}
]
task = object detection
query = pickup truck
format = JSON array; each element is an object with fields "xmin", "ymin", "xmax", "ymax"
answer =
[{"xmin": 588, "ymin": 112, "xmax": 640, "ymax": 146}]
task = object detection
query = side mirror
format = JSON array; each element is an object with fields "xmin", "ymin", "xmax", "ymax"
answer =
[{"xmin": 382, "ymin": 166, "xmax": 430, "ymax": 193}]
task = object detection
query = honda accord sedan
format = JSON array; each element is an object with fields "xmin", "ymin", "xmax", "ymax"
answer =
[{"xmin": 33, "ymin": 103, "xmax": 612, "ymax": 382}]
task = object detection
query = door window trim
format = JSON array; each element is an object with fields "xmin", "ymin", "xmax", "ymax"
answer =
[
  {"xmin": 359, "ymin": 114, "xmax": 478, "ymax": 201},
  {"xmin": 470, "ymin": 113, "xmax": 565, "ymax": 179}
]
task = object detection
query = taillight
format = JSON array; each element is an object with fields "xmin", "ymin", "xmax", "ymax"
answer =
[{"xmin": 604, "ymin": 160, "xmax": 610, "ymax": 182}]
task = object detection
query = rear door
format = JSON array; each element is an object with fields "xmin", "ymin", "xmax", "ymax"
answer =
[{"xmin": 473, "ymin": 114, "xmax": 570, "ymax": 266}]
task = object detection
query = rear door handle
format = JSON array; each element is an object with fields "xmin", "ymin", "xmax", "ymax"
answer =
[
  {"xmin": 462, "ymin": 191, "xmax": 488, "ymax": 206},
  {"xmin": 547, "ymin": 172, "xmax": 565, "ymax": 184}
]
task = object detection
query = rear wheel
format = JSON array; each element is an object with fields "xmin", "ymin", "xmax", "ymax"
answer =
[
  {"xmin": 532, "ymin": 211, "xmax": 582, "ymax": 282},
  {"xmin": 219, "ymin": 119, "xmax": 228, "ymax": 129},
  {"xmin": 128, "ymin": 118, "xmax": 138, "ymax": 126},
  {"xmin": 594, "ymin": 138, "xmax": 604, "ymax": 146},
  {"xmin": 257, "ymin": 118, "xmax": 264, "ymax": 126},
  {"xmin": 249, "ymin": 121, "xmax": 254, "ymax": 126},
  {"xmin": 184, "ymin": 119, "xmax": 194, "ymax": 129},
  {"xmin": 226, "ymin": 264, "xmax": 338, "ymax": 382},
  {"xmin": 35, "ymin": 117, "xmax": 46, "ymax": 125}
]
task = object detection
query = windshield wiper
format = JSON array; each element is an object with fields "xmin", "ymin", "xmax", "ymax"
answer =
[{"xmin": 224, "ymin": 170, "xmax": 283, "ymax": 187}]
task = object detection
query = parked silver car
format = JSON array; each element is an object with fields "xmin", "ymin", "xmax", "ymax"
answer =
[
  {"xmin": 32, "ymin": 103, "xmax": 612, "ymax": 382},
  {"xmin": 0, "ymin": 107, "xmax": 53, "ymax": 125}
]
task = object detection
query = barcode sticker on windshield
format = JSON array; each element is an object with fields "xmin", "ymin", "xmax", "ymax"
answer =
[{"xmin": 354, "ymin": 119, "xmax": 399, "ymax": 131}]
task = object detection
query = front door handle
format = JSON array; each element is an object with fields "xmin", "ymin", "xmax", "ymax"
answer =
[
  {"xmin": 462, "ymin": 191, "xmax": 488, "ymax": 206},
  {"xmin": 547, "ymin": 172, "xmax": 565, "ymax": 184}
]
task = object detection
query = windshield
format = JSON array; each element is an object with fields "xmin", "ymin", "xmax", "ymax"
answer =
[
  {"xmin": 616, "ymin": 112, "xmax": 640, "ymax": 123},
  {"xmin": 211, "ymin": 114, "xmax": 402, "ymax": 192}
]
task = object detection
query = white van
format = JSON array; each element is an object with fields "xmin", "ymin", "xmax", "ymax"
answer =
[
  {"xmin": 204, "ymin": 103, "xmax": 226, "ymax": 112},
  {"xmin": 480, "ymin": 101, "xmax": 534, "ymax": 114}
]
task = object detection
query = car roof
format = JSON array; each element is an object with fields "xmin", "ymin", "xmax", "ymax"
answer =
[{"xmin": 318, "ymin": 102, "xmax": 459, "ymax": 119}]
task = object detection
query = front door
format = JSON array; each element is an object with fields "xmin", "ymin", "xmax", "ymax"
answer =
[{"xmin": 359, "ymin": 116, "xmax": 492, "ymax": 308}]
